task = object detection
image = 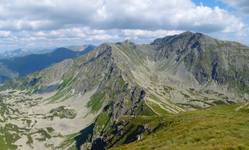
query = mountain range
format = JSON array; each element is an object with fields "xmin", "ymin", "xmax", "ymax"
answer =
[
  {"xmin": 0, "ymin": 45, "xmax": 95, "ymax": 83},
  {"xmin": 0, "ymin": 32, "xmax": 249, "ymax": 150}
]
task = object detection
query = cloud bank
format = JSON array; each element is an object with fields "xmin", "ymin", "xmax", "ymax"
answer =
[
  {"xmin": 0, "ymin": 0, "xmax": 247, "ymax": 50},
  {"xmin": 222, "ymin": 0, "xmax": 249, "ymax": 13}
]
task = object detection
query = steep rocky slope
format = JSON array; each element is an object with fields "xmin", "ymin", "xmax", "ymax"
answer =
[
  {"xmin": 0, "ymin": 32, "xmax": 249, "ymax": 149},
  {"xmin": 151, "ymin": 32, "xmax": 249, "ymax": 95}
]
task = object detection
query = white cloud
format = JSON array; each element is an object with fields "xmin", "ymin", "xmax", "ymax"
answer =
[
  {"xmin": 0, "ymin": 31, "xmax": 11, "ymax": 38},
  {"xmin": 222, "ymin": 0, "xmax": 249, "ymax": 13},
  {"xmin": 121, "ymin": 29, "xmax": 182, "ymax": 42},
  {"xmin": 0, "ymin": 0, "xmax": 247, "ymax": 50},
  {"xmin": 0, "ymin": 0, "xmax": 244, "ymax": 32}
]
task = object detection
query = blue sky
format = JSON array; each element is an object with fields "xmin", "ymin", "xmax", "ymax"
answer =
[
  {"xmin": 0, "ymin": 0, "xmax": 249, "ymax": 51},
  {"xmin": 193, "ymin": 0, "xmax": 226, "ymax": 8}
]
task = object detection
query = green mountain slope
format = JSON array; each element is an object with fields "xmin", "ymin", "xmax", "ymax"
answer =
[{"xmin": 113, "ymin": 104, "xmax": 249, "ymax": 150}]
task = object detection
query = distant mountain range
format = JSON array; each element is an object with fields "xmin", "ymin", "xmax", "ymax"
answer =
[
  {"xmin": 0, "ymin": 45, "xmax": 96, "ymax": 59},
  {"xmin": 0, "ymin": 45, "xmax": 95, "ymax": 83},
  {"xmin": 0, "ymin": 48, "xmax": 53, "ymax": 59}
]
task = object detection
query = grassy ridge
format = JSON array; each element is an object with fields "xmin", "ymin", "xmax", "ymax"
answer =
[{"xmin": 113, "ymin": 104, "xmax": 249, "ymax": 150}]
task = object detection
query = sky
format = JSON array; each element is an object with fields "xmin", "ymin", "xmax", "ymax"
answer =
[{"xmin": 0, "ymin": 0, "xmax": 249, "ymax": 51}]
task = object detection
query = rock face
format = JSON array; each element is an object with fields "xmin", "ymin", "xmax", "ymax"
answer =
[
  {"xmin": 1, "ymin": 32, "xmax": 249, "ymax": 149},
  {"xmin": 151, "ymin": 32, "xmax": 249, "ymax": 94}
]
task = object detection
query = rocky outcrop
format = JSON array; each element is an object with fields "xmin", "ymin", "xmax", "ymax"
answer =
[{"xmin": 151, "ymin": 31, "xmax": 249, "ymax": 95}]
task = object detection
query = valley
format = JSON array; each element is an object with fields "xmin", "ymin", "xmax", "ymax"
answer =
[{"xmin": 0, "ymin": 89, "xmax": 96, "ymax": 149}]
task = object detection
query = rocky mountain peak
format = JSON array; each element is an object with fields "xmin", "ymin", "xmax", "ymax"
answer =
[{"xmin": 151, "ymin": 31, "xmax": 208, "ymax": 47}]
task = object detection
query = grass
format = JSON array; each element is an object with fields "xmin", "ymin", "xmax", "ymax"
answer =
[
  {"xmin": 93, "ymin": 111, "xmax": 111, "ymax": 135},
  {"xmin": 87, "ymin": 92, "xmax": 105, "ymax": 113},
  {"xmin": 56, "ymin": 133, "xmax": 79, "ymax": 150},
  {"xmin": 59, "ymin": 75, "xmax": 75, "ymax": 90},
  {"xmin": 112, "ymin": 104, "xmax": 249, "ymax": 150},
  {"xmin": 95, "ymin": 112, "xmax": 109, "ymax": 128},
  {"xmin": 119, "ymin": 115, "xmax": 162, "ymax": 132},
  {"xmin": 0, "ymin": 136, "xmax": 8, "ymax": 150},
  {"xmin": 49, "ymin": 75, "xmax": 75, "ymax": 102},
  {"xmin": 146, "ymin": 99, "xmax": 170, "ymax": 116},
  {"xmin": 104, "ymin": 115, "xmax": 162, "ymax": 148},
  {"xmin": 0, "ymin": 123, "xmax": 23, "ymax": 150}
]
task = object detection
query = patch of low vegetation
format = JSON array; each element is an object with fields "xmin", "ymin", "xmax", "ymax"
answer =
[
  {"xmin": 56, "ymin": 133, "xmax": 79, "ymax": 150},
  {"xmin": 0, "ymin": 123, "xmax": 25, "ymax": 150},
  {"xmin": 146, "ymin": 99, "xmax": 170, "ymax": 116},
  {"xmin": 87, "ymin": 92, "xmax": 106, "ymax": 113},
  {"xmin": 102, "ymin": 115, "xmax": 162, "ymax": 149},
  {"xmin": 26, "ymin": 134, "xmax": 33, "ymax": 145},
  {"xmin": 46, "ymin": 127, "xmax": 55, "ymax": 133},
  {"xmin": 48, "ymin": 106, "xmax": 77, "ymax": 119},
  {"xmin": 93, "ymin": 111, "xmax": 111, "ymax": 135},
  {"xmin": 49, "ymin": 75, "xmax": 75, "ymax": 102}
]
